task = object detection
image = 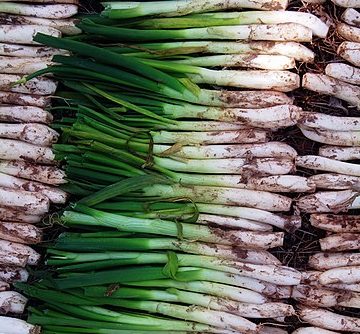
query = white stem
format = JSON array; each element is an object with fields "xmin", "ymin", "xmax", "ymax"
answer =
[
  {"xmin": 0, "ymin": 161, "xmax": 65, "ymax": 185},
  {"xmin": 341, "ymin": 8, "xmax": 360, "ymax": 27},
  {"xmin": 325, "ymin": 62, "xmax": 360, "ymax": 85},
  {"xmin": 310, "ymin": 252, "xmax": 360, "ymax": 270},
  {"xmin": 0, "ymin": 281, "xmax": 9, "ymax": 291},
  {"xmin": 319, "ymin": 145, "xmax": 360, "ymax": 160},
  {"xmin": 320, "ymin": 265, "xmax": 360, "ymax": 285},
  {"xmin": 296, "ymin": 155, "xmax": 360, "ymax": 176},
  {"xmin": 0, "ymin": 57, "xmax": 52, "ymax": 75},
  {"xmin": 0, "ymin": 316, "xmax": 38, "ymax": 334},
  {"xmin": 332, "ymin": 0, "xmax": 360, "ymax": 7},
  {"xmin": 0, "ymin": 92, "xmax": 50, "ymax": 108},
  {"xmin": 0, "ymin": 106, "xmax": 52, "ymax": 124},
  {"xmin": 310, "ymin": 213, "xmax": 360, "ymax": 232},
  {"xmin": 0, "ymin": 222, "xmax": 42, "ymax": 244},
  {"xmin": 337, "ymin": 41, "xmax": 360, "ymax": 67},
  {"xmin": 0, "ymin": 207, "xmax": 42, "ymax": 224},
  {"xmin": 0, "ymin": 25, "xmax": 61, "ymax": 45},
  {"xmin": 0, "ymin": 266, "xmax": 28, "ymax": 283},
  {"xmin": 0, "ymin": 250, "xmax": 27, "ymax": 267},
  {"xmin": 337, "ymin": 22, "xmax": 360, "ymax": 42},
  {"xmin": 1, "ymin": 0, "xmax": 78, "ymax": 3},
  {"xmin": 190, "ymin": 69, "xmax": 300, "ymax": 92},
  {"xmin": 0, "ymin": 291, "xmax": 27, "ymax": 314},
  {"xmin": 302, "ymin": 73, "xmax": 360, "ymax": 109},
  {"xmin": 292, "ymin": 328, "xmax": 339, "ymax": 334},
  {"xmin": 309, "ymin": 173, "xmax": 360, "ymax": 190},
  {"xmin": 0, "ymin": 240, "xmax": 40, "ymax": 265},
  {"xmin": 320, "ymin": 233, "xmax": 360, "ymax": 251},
  {"xmin": 0, "ymin": 43, "xmax": 67, "ymax": 58},
  {"xmin": 296, "ymin": 190, "xmax": 357, "ymax": 213}
]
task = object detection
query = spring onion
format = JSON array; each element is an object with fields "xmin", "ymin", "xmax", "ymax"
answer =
[
  {"xmin": 337, "ymin": 22, "xmax": 360, "ymax": 42},
  {"xmin": 337, "ymin": 41, "xmax": 360, "ymax": 67},
  {"xmin": 0, "ymin": 106, "xmax": 53, "ymax": 124},
  {"xmin": 319, "ymin": 145, "xmax": 360, "ymax": 160},
  {"xmin": 325, "ymin": 63, "xmax": 360, "ymax": 85},
  {"xmin": 309, "ymin": 252, "xmax": 360, "ymax": 270},
  {"xmin": 341, "ymin": 8, "xmax": 360, "ymax": 27}
]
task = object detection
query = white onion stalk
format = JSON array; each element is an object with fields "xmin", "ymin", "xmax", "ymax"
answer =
[
  {"xmin": 310, "ymin": 252, "xmax": 360, "ymax": 270},
  {"xmin": 0, "ymin": 281, "xmax": 9, "ymax": 291},
  {"xmin": 0, "ymin": 240, "xmax": 40, "ymax": 266},
  {"xmin": 1, "ymin": 0, "xmax": 78, "ymax": 3},
  {"xmin": 0, "ymin": 75, "xmax": 57, "ymax": 96},
  {"xmin": 338, "ymin": 41, "xmax": 360, "ymax": 67},
  {"xmin": 0, "ymin": 266, "xmax": 28, "ymax": 283},
  {"xmin": 197, "ymin": 214, "xmax": 273, "ymax": 231},
  {"xmin": 188, "ymin": 69, "xmax": 300, "ymax": 92},
  {"xmin": 0, "ymin": 161, "xmax": 65, "ymax": 185},
  {"xmin": 264, "ymin": 329, "xmax": 287, "ymax": 334},
  {"xmin": 0, "ymin": 172, "xmax": 67, "ymax": 204},
  {"xmin": 0, "ymin": 123, "xmax": 59, "ymax": 147},
  {"xmin": 337, "ymin": 22, "xmax": 360, "ymax": 42},
  {"xmin": 309, "ymin": 173, "xmax": 360, "ymax": 190},
  {"xmin": 325, "ymin": 63, "xmax": 360, "ymax": 85},
  {"xmin": 0, "ymin": 57, "xmax": 52, "ymax": 75},
  {"xmin": 0, "ymin": 316, "xmax": 39, "ymax": 334},
  {"xmin": 167, "ymin": 121, "xmax": 250, "ymax": 131},
  {"xmin": 0, "ymin": 106, "xmax": 52, "ymax": 124},
  {"xmin": 0, "ymin": 222, "xmax": 42, "ymax": 245},
  {"xmin": 292, "ymin": 284, "xmax": 360, "ymax": 308},
  {"xmin": 299, "ymin": 111, "xmax": 360, "ymax": 131},
  {"xmin": 162, "ymin": 104, "xmax": 300, "ymax": 129},
  {"xmin": 0, "ymin": 207, "xmax": 42, "ymax": 224},
  {"xmin": 0, "ymin": 250, "xmax": 27, "ymax": 267},
  {"xmin": 155, "ymin": 142, "xmax": 297, "ymax": 159},
  {"xmin": 292, "ymin": 328, "xmax": 340, "ymax": 334},
  {"xmin": 302, "ymin": 73, "xmax": 360, "ymax": 109},
  {"xmin": 152, "ymin": 129, "xmax": 267, "ymax": 145},
  {"xmin": 0, "ymin": 3, "xmax": 78, "ymax": 19},
  {"xmin": 296, "ymin": 155, "xmax": 360, "ymax": 176},
  {"xmin": 0, "ymin": 43, "xmax": 67, "ymax": 58},
  {"xmin": 196, "ymin": 203, "xmax": 300, "ymax": 230},
  {"xmin": 296, "ymin": 190, "xmax": 357, "ymax": 213},
  {"xmin": 0, "ymin": 92, "xmax": 50, "ymax": 108},
  {"xmin": 332, "ymin": 0, "xmax": 360, "ymax": 7},
  {"xmin": 144, "ymin": 184, "xmax": 292, "ymax": 211},
  {"xmin": 174, "ymin": 54, "xmax": 295, "ymax": 70},
  {"xmin": 341, "ymin": 8, "xmax": 360, "ymax": 27},
  {"xmin": 320, "ymin": 265, "xmax": 360, "ymax": 285},
  {"xmin": 319, "ymin": 145, "xmax": 360, "ymax": 160},
  {"xmin": 0, "ymin": 291, "xmax": 27, "ymax": 314},
  {"xmin": 0, "ymin": 139, "xmax": 55, "ymax": 164},
  {"xmin": 0, "ymin": 188, "xmax": 49, "ymax": 215},
  {"xmin": 0, "ymin": 25, "xmax": 61, "ymax": 45},
  {"xmin": 310, "ymin": 214, "xmax": 360, "ymax": 233},
  {"xmin": 320, "ymin": 233, "xmax": 360, "ymax": 251},
  {"xmin": 0, "ymin": 14, "xmax": 80, "ymax": 36}
]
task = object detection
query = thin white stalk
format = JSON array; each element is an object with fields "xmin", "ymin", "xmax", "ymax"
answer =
[
  {"xmin": 299, "ymin": 111, "xmax": 360, "ymax": 131},
  {"xmin": 0, "ymin": 123, "xmax": 59, "ymax": 146},
  {"xmin": 189, "ymin": 69, "xmax": 300, "ymax": 92},
  {"xmin": 320, "ymin": 233, "xmax": 360, "ymax": 251},
  {"xmin": 332, "ymin": 0, "xmax": 360, "ymax": 7},
  {"xmin": 0, "ymin": 43, "xmax": 67, "ymax": 58},
  {"xmin": 0, "ymin": 240, "xmax": 40, "ymax": 266},
  {"xmin": 310, "ymin": 252, "xmax": 360, "ymax": 270},
  {"xmin": 0, "ymin": 207, "xmax": 42, "ymax": 224},
  {"xmin": 0, "ymin": 139, "xmax": 55, "ymax": 163},
  {"xmin": 325, "ymin": 63, "xmax": 360, "ymax": 85},
  {"xmin": 0, "ymin": 161, "xmax": 66, "ymax": 185},
  {"xmin": 226, "ymin": 302, "xmax": 294, "ymax": 318},
  {"xmin": 0, "ymin": 57, "xmax": 52, "ymax": 75},
  {"xmin": 263, "ymin": 328, "xmax": 288, "ymax": 334},
  {"xmin": 0, "ymin": 92, "xmax": 50, "ymax": 108},
  {"xmin": 0, "ymin": 291, "xmax": 27, "ymax": 314},
  {"xmin": 0, "ymin": 14, "xmax": 80, "ymax": 35},
  {"xmin": 302, "ymin": 73, "xmax": 360, "ymax": 109},
  {"xmin": 326, "ymin": 283, "xmax": 360, "ymax": 292},
  {"xmin": 0, "ymin": 75, "xmax": 57, "ymax": 96},
  {"xmin": 337, "ymin": 22, "xmax": 360, "ymax": 42},
  {"xmin": 0, "ymin": 25, "xmax": 61, "ymax": 45},
  {"xmin": 296, "ymin": 155, "xmax": 360, "ymax": 176},
  {"xmin": 1, "ymin": 0, "xmax": 78, "ymax": 3},
  {"xmin": 0, "ymin": 316, "xmax": 38, "ymax": 334},
  {"xmin": 167, "ymin": 121, "xmax": 250, "ymax": 131},
  {"xmin": 0, "ymin": 106, "xmax": 52, "ymax": 124},
  {"xmin": 0, "ymin": 250, "xmax": 27, "ymax": 267},
  {"xmin": 296, "ymin": 190, "xmax": 357, "ymax": 213},
  {"xmin": 341, "ymin": 8, "xmax": 360, "ymax": 27},
  {"xmin": 337, "ymin": 41, "xmax": 360, "ymax": 67},
  {"xmin": 152, "ymin": 129, "xmax": 268, "ymax": 144},
  {"xmin": 0, "ymin": 188, "xmax": 49, "ymax": 215},
  {"xmin": 309, "ymin": 173, "xmax": 360, "ymax": 190},
  {"xmin": 320, "ymin": 265, "xmax": 360, "ymax": 285},
  {"xmin": 310, "ymin": 213, "xmax": 360, "ymax": 232},
  {"xmin": 144, "ymin": 184, "xmax": 292, "ymax": 211},
  {"xmin": 319, "ymin": 145, "xmax": 360, "ymax": 160},
  {"xmin": 293, "ymin": 327, "xmax": 340, "ymax": 334},
  {"xmin": 0, "ymin": 3, "xmax": 78, "ymax": 19},
  {"xmin": 0, "ymin": 172, "xmax": 67, "ymax": 204},
  {"xmin": 0, "ymin": 266, "xmax": 28, "ymax": 283},
  {"xmin": 154, "ymin": 142, "xmax": 297, "ymax": 159},
  {"xmin": 0, "ymin": 222, "xmax": 42, "ymax": 245},
  {"xmin": 0, "ymin": 281, "xmax": 9, "ymax": 292}
]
